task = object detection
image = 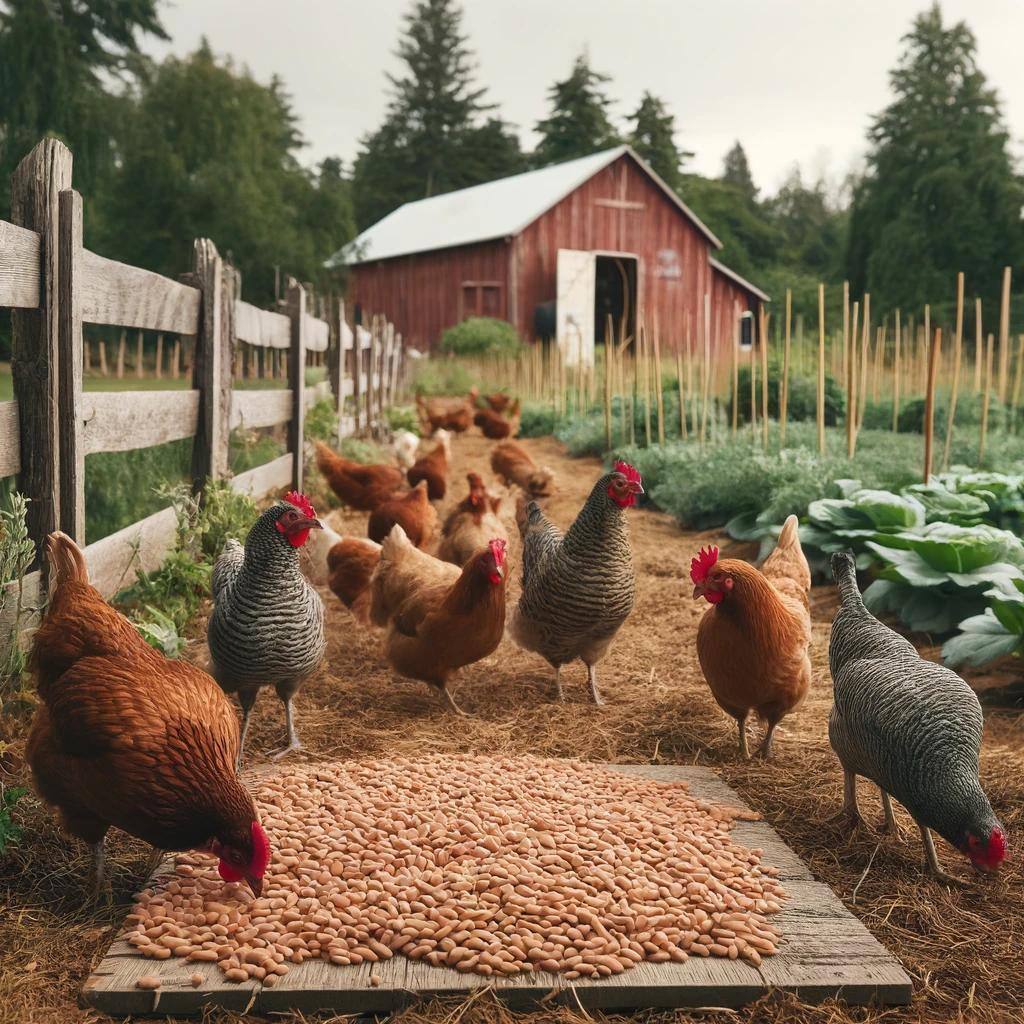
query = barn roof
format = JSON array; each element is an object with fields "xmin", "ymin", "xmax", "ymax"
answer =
[
  {"xmin": 709, "ymin": 257, "xmax": 771, "ymax": 302},
  {"xmin": 328, "ymin": 146, "xmax": 722, "ymax": 267}
]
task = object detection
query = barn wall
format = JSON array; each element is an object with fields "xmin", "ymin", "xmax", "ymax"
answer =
[{"xmin": 347, "ymin": 239, "xmax": 510, "ymax": 352}]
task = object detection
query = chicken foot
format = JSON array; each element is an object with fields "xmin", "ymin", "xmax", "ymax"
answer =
[
  {"xmin": 270, "ymin": 694, "xmax": 303, "ymax": 760},
  {"xmin": 756, "ymin": 721, "xmax": 778, "ymax": 760},
  {"xmin": 552, "ymin": 665, "xmax": 564, "ymax": 702},
  {"xmin": 918, "ymin": 824, "xmax": 967, "ymax": 887},
  {"xmin": 438, "ymin": 684, "xmax": 467, "ymax": 716},
  {"xmin": 585, "ymin": 663, "xmax": 604, "ymax": 706}
]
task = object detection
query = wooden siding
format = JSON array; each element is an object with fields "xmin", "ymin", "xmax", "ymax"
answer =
[{"xmin": 347, "ymin": 153, "xmax": 764, "ymax": 354}]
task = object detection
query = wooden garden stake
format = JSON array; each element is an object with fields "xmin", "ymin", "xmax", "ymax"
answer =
[
  {"xmin": 858, "ymin": 293, "xmax": 871, "ymax": 433},
  {"xmin": 155, "ymin": 333, "xmax": 163, "ymax": 379},
  {"xmin": 999, "ymin": 267, "xmax": 1011, "ymax": 402},
  {"xmin": 893, "ymin": 310, "xmax": 902, "ymax": 432},
  {"xmin": 974, "ymin": 297, "xmax": 983, "ymax": 391},
  {"xmin": 847, "ymin": 300, "xmax": 859, "ymax": 456},
  {"xmin": 641, "ymin": 323, "xmax": 652, "ymax": 447},
  {"xmin": 780, "ymin": 289, "xmax": 792, "ymax": 446},
  {"xmin": 98, "ymin": 339, "xmax": 107, "ymax": 376},
  {"xmin": 677, "ymin": 348, "xmax": 687, "ymax": 439},
  {"xmin": 817, "ymin": 283, "xmax": 826, "ymax": 454},
  {"xmin": 759, "ymin": 304, "xmax": 769, "ymax": 447},
  {"xmin": 135, "ymin": 330, "xmax": 144, "ymax": 378},
  {"xmin": 730, "ymin": 304, "xmax": 739, "ymax": 435},
  {"xmin": 923, "ymin": 329, "xmax": 941, "ymax": 483},
  {"xmin": 1012, "ymin": 333, "xmax": 1024, "ymax": 428},
  {"xmin": 942, "ymin": 272, "xmax": 965, "ymax": 469},
  {"xmin": 116, "ymin": 330, "xmax": 125, "ymax": 378},
  {"xmin": 980, "ymin": 332, "xmax": 994, "ymax": 462},
  {"xmin": 701, "ymin": 294, "xmax": 712, "ymax": 446},
  {"xmin": 603, "ymin": 315, "xmax": 613, "ymax": 450},
  {"xmin": 653, "ymin": 320, "xmax": 665, "ymax": 444}
]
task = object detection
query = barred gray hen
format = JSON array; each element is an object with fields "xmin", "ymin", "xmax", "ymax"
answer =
[
  {"xmin": 510, "ymin": 462, "xmax": 642, "ymax": 704},
  {"xmin": 208, "ymin": 492, "xmax": 326, "ymax": 762},
  {"xmin": 828, "ymin": 551, "xmax": 1006, "ymax": 882}
]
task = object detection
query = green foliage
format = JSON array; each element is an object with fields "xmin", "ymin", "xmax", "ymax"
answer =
[
  {"xmin": 304, "ymin": 399, "xmax": 339, "ymax": 443},
  {"xmin": 0, "ymin": 491, "xmax": 34, "ymax": 695},
  {"xmin": 721, "ymin": 142, "xmax": 758, "ymax": 203},
  {"xmin": 0, "ymin": 781, "xmax": 27, "ymax": 858},
  {"xmin": 411, "ymin": 360, "xmax": 478, "ymax": 396},
  {"xmin": 438, "ymin": 317, "xmax": 522, "ymax": 357},
  {"xmin": 533, "ymin": 53, "xmax": 619, "ymax": 167},
  {"xmin": 943, "ymin": 577, "xmax": 1024, "ymax": 667},
  {"xmin": 728, "ymin": 362, "xmax": 845, "ymax": 426},
  {"xmin": 120, "ymin": 547, "xmax": 210, "ymax": 636},
  {"xmin": 132, "ymin": 605, "xmax": 186, "ymax": 657},
  {"xmin": 351, "ymin": 0, "xmax": 522, "ymax": 229},
  {"xmin": 629, "ymin": 92, "xmax": 691, "ymax": 190},
  {"xmin": 387, "ymin": 405, "xmax": 421, "ymax": 436},
  {"xmin": 846, "ymin": 3, "xmax": 1024, "ymax": 315},
  {"xmin": 229, "ymin": 429, "xmax": 284, "ymax": 476},
  {"xmin": 518, "ymin": 403, "xmax": 558, "ymax": 439},
  {"xmin": 194, "ymin": 479, "xmax": 257, "ymax": 562},
  {"xmin": 337, "ymin": 437, "xmax": 390, "ymax": 464}
]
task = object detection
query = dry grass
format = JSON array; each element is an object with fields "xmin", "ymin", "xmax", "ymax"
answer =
[{"xmin": 0, "ymin": 432, "xmax": 1022, "ymax": 1024}]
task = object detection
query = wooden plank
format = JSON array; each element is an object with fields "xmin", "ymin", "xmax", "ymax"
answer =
[
  {"xmin": 234, "ymin": 299, "xmax": 290, "ymax": 349},
  {"xmin": 286, "ymin": 280, "xmax": 306, "ymax": 492},
  {"xmin": 81, "ymin": 249, "xmax": 200, "ymax": 335},
  {"xmin": 83, "ymin": 506, "xmax": 179, "ymax": 599},
  {"xmin": 303, "ymin": 312, "xmax": 329, "ymax": 352},
  {"xmin": 230, "ymin": 390, "xmax": 292, "ymax": 430},
  {"xmin": 0, "ymin": 570, "xmax": 43, "ymax": 656},
  {"xmin": 82, "ymin": 391, "xmax": 199, "ymax": 455},
  {"xmin": 0, "ymin": 219, "xmax": 41, "ymax": 308},
  {"xmin": 0, "ymin": 401, "xmax": 21, "ymax": 477},
  {"xmin": 81, "ymin": 763, "xmax": 911, "ymax": 1016},
  {"xmin": 230, "ymin": 453, "xmax": 292, "ymax": 499}
]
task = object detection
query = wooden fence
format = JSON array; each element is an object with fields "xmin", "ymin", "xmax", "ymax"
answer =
[{"xmin": 0, "ymin": 137, "xmax": 403, "ymax": 644}]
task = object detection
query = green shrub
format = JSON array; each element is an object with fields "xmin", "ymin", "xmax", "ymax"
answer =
[
  {"xmin": 229, "ymin": 428, "xmax": 284, "ymax": 475},
  {"xmin": 727, "ymin": 363, "xmax": 845, "ymax": 426},
  {"xmin": 0, "ymin": 782, "xmax": 26, "ymax": 858},
  {"xmin": 438, "ymin": 317, "xmax": 522, "ymax": 357},
  {"xmin": 518, "ymin": 403, "xmax": 558, "ymax": 438},
  {"xmin": 119, "ymin": 548, "xmax": 211, "ymax": 635},
  {"xmin": 412, "ymin": 359, "xmax": 478, "ymax": 396},
  {"xmin": 387, "ymin": 405, "xmax": 421, "ymax": 435},
  {"xmin": 0, "ymin": 492, "xmax": 34, "ymax": 701},
  {"xmin": 196, "ymin": 480, "xmax": 258, "ymax": 562},
  {"xmin": 304, "ymin": 398, "xmax": 339, "ymax": 443}
]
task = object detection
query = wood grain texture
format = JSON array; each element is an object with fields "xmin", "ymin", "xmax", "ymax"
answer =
[
  {"xmin": 303, "ymin": 311, "xmax": 329, "ymax": 352},
  {"xmin": 230, "ymin": 390, "xmax": 292, "ymax": 430},
  {"xmin": 0, "ymin": 570, "xmax": 43, "ymax": 656},
  {"xmin": 81, "ymin": 248, "xmax": 200, "ymax": 334},
  {"xmin": 234, "ymin": 299, "xmax": 290, "ymax": 349},
  {"xmin": 83, "ymin": 505, "xmax": 179, "ymax": 599},
  {"xmin": 286, "ymin": 280, "xmax": 306, "ymax": 492},
  {"xmin": 58, "ymin": 190, "xmax": 85, "ymax": 542},
  {"xmin": 82, "ymin": 391, "xmax": 199, "ymax": 455},
  {"xmin": 0, "ymin": 401, "xmax": 21, "ymax": 476},
  {"xmin": 230, "ymin": 453, "xmax": 293, "ymax": 499},
  {"xmin": 81, "ymin": 764, "xmax": 911, "ymax": 1016},
  {"xmin": 0, "ymin": 218, "xmax": 41, "ymax": 308}
]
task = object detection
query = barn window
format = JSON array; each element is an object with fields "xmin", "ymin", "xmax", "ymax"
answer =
[
  {"xmin": 738, "ymin": 311, "xmax": 754, "ymax": 351},
  {"xmin": 460, "ymin": 281, "xmax": 504, "ymax": 320}
]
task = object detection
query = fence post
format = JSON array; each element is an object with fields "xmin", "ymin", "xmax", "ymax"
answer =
[
  {"xmin": 57, "ymin": 189, "xmax": 85, "ymax": 544},
  {"xmin": 286, "ymin": 278, "xmax": 307, "ymax": 491},
  {"xmin": 366, "ymin": 317, "xmax": 379, "ymax": 431},
  {"xmin": 331, "ymin": 299, "xmax": 346, "ymax": 441},
  {"xmin": 351, "ymin": 310, "xmax": 362, "ymax": 434},
  {"xmin": 190, "ymin": 238, "xmax": 230, "ymax": 492},
  {"xmin": 10, "ymin": 138, "xmax": 73, "ymax": 566}
]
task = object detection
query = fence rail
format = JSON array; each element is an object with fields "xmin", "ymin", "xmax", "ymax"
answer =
[{"xmin": 0, "ymin": 137, "xmax": 404, "ymax": 649}]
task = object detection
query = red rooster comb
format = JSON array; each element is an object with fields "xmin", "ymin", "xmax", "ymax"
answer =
[
  {"xmin": 250, "ymin": 820, "xmax": 271, "ymax": 876},
  {"xmin": 690, "ymin": 545, "xmax": 719, "ymax": 585},
  {"xmin": 614, "ymin": 461, "xmax": 642, "ymax": 485},
  {"xmin": 489, "ymin": 537, "xmax": 508, "ymax": 566},
  {"xmin": 282, "ymin": 490, "xmax": 316, "ymax": 518}
]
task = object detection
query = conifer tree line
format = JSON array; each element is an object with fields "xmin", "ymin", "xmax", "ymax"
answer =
[{"xmin": 1, "ymin": 0, "xmax": 1022, "ymax": 325}]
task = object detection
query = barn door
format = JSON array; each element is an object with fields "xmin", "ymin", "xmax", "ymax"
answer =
[{"xmin": 556, "ymin": 249, "xmax": 595, "ymax": 367}]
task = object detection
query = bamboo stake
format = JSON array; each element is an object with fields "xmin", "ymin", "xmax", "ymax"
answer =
[
  {"xmin": 135, "ymin": 331, "xmax": 144, "ymax": 379},
  {"xmin": 677, "ymin": 348, "xmax": 687, "ymax": 440},
  {"xmin": 155, "ymin": 333, "xmax": 163, "ymax": 379},
  {"xmin": 749, "ymin": 331, "xmax": 757, "ymax": 440},
  {"xmin": 604, "ymin": 315, "xmax": 613, "ymax": 450},
  {"xmin": 942, "ymin": 273, "xmax": 965, "ymax": 469},
  {"xmin": 641, "ymin": 324, "xmax": 652, "ymax": 447},
  {"xmin": 980, "ymin": 332, "xmax": 994, "ymax": 462},
  {"xmin": 116, "ymin": 330, "xmax": 126, "ymax": 378},
  {"xmin": 974, "ymin": 298, "xmax": 983, "ymax": 392},
  {"xmin": 172, "ymin": 339, "xmax": 180, "ymax": 379},
  {"xmin": 730, "ymin": 305, "xmax": 739, "ymax": 435},
  {"xmin": 780, "ymin": 290, "xmax": 792, "ymax": 447},
  {"xmin": 872, "ymin": 324, "xmax": 884, "ymax": 402},
  {"xmin": 686, "ymin": 320, "xmax": 697, "ymax": 438},
  {"xmin": 653, "ymin": 320, "xmax": 665, "ymax": 445},
  {"xmin": 999, "ymin": 267, "xmax": 1011, "ymax": 403},
  {"xmin": 817, "ymin": 284, "xmax": 826, "ymax": 454},
  {"xmin": 923, "ymin": 329, "xmax": 941, "ymax": 483},
  {"xmin": 98, "ymin": 339, "xmax": 107, "ymax": 376},
  {"xmin": 847, "ymin": 301, "xmax": 859, "ymax": 456},
  {"xmin": 701, "ymin": 294, "xmax": 711, "ymax": 446},
  {"xmin": 1012, "ymin": 333, "xmax": 1024, "ymax": 428},
  {"xmin": 893, "ymin": 310, "xmax": 902, "ymax": 431},
  {"xmin": 858, "ymin": 293, "xmax": 871, "ymax": 432},
  {"xmin": 841, "ymin": 280, "xmax": 849, "ymax": 388},
  {"xmin": 759, "ymin": 305, "xmax": 769, "ymax": 447}
]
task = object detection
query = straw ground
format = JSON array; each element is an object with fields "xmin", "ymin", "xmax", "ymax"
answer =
[{"xmin": 0, "ymin": 432, "xmax": 1021, "ymax": 1024}]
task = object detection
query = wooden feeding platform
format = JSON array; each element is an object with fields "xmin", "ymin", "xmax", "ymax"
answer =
[{"xmin": 81, "ymin": 764, "xmax": 912, "ymax": 1015}]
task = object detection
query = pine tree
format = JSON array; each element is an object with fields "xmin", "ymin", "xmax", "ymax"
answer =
[
  {"xmin": 721, "ymin": 142, "xmax": 757, "ymax": 204},
  {"xmin": 628, "ymin": 91, "xmax": 692, "ymax": 191},
  {"xmin": 533, "ymin": 54, "xmax": 619, "ymax": 167},
  {"xmin": 352, "ymin": 0, "xmax": 522, "ymax": 228},
  {"xmin": 847, "ymin": 3, "xmax": 1024, "ymax": 313}
]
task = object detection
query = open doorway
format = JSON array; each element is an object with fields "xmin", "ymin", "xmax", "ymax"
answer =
[{"xmin": 595, "ymin": 255, "xmax": 637, "ymax": 348}]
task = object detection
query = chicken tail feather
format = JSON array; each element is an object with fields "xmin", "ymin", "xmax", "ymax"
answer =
[
  {"xmin": 46, "ymin": 531, "xmax": 89, "ymax": 587},
  {"xmin": 776, "ymin": 513, "xmax": 800, "ymax": 552}
]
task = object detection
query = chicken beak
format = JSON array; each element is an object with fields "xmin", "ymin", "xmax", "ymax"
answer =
[
  {"xmin": 245, "ymin": 874, "xmax": 264, "ymax": 898},
  {"xmin": 629, "ymin": 481, "xmax": 644, "ymax": 496},
  {"xmin": 692, "ymin": 583, "xmax": 705, "ymax": 599}
]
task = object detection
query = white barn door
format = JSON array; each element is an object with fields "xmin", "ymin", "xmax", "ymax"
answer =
[{"xmin": 556, "ymin": 249, "xmax": 595, "ymax": 368}]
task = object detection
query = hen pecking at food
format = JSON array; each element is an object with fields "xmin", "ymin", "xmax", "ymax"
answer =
[
  {"xmin": 208, "ymin": 492, "xmax": 326, "ymax": 762},
  {"xmin": 691, "ymin": 515, "xmax": 812, "ymax": 759},
  {"xmin": 510, "ymin": 462, "xmax": 642, "ymax": 704},
  {"xmin": 438, "ymin": 472, "xmax": 507, "ymax": 566},
  {"xmin": 325, "ymin": 530, "xmax": 382, "ymax": 625},
  {"xmin": 407, "ymin": 429, "xmax": 451, "ymax": 500},
  {"xmin": 314, "ymin": 441, "xmax": 405, "ymax": 511},
  {"xmin": 370, "ymin": 525, "xmax": 507, "ymax": 713},
  {"xmin": 367, "ymin": 479, "xmax": 438, "ymax": 549},
  {"xmin": 473, "ymin": 400, "xmax": 520, "ymax": 440},
  {"xmin": 27, "ymin": 532, "xmax": 270, "ymax": 901},
  {"xmin": 490, "ymin": 440, "xmax": 554, "ymax": 498},
  {"xmin": 829, "ymin": 551, "xmax": 1007, "ymax": 883}
]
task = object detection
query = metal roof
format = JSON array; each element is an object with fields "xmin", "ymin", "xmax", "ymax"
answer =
[
  {"xmin": 328, "ymin": 146, "xmax": 723, "ymax": 267},
  {"xmin": 709, "ymin": 257, "xmax": 771, "ymax": 303}
]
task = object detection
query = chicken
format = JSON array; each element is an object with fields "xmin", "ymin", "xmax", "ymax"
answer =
[
  {"xmin": 491, "ymin": 440, "xmax": 554, "ymax": 498},
  {"xmin": 691, "ymin": 515, "xmax": 811, "ymax": 759},
  {"xmin": 828, "ymin": 551, "xmax": 1007, "ymax": 882},
  {"xmin": 484, "ymin": 392, "xmax": 512, "ymax": 413},
  {"xmin": 392, "ymin": 430, "xmax": 420, "ymax": 470},
  {"xmin": 407, "ymin": 429, "xmax": 451, "ymax": 500},
  {"xmin": 439, "ymin": 473, "xmax": 508, "ymax": 566},
  {"xmin": 208, "ymin": 492, "xmax": 326, "ymax": 762},
  {"xmin": 368, "ymin": 479, "xmax": 438, "ymax": 549},
  {"xmin": 26, "ymin": 532, "xmax": 270, "ymax": 901},
  {"xmin": 314, "ymin": 441, "xmax": 405, "ymax": 511},
  {"xmin": 510, "ymin": 462, "xmax": 642, "ymax": 704},
  {"xmin": 416, "ymin": 390, "xmax": 477, "ymax": 434},
  {"xmin": 474, "ymin": 399, "xmax": 521, "ymax": 440},
  {"xmin": 370, "ymin": 525, "xmax": 507, "ymax": 713},
  {"xmin": 325, "ymin": 530, "xmax": 381, "ymax": 625}
]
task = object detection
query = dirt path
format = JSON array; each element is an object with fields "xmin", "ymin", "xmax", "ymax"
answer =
[{"xmin": 2, "ymin": 432, "xmax": 1021, "ymax": 1024}]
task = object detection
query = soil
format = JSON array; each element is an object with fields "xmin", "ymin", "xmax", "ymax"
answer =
[{"xmin": 1, "ymin": 431, "xmax": 1021, "ymax": 1024}]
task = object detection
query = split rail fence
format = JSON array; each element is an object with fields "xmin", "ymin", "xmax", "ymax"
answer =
[{"xmin": 0, "ymin": 137, "xmax": 404, "ymax": 647}]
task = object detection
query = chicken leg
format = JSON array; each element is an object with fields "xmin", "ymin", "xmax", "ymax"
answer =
[
  {"xmin": 585, "ymin": 662, "xmax": 604, "ymax": 706},
  {"xmin": 552, "ymin": 665, "xmax": 564, "ymax": 702},
  {"xmin": 919, "ymin": 824, "xmax": 966, "ymax": 887},
  {"xmin": 756, "ymin": 721, "xmax": 778, "ymax": 760},
  {"xmin": 438, "ymin": 683, "xmax": 467, "ymax": 716},
  {"xmin": 737, "ymin": 714, "xmax": 751, "ymax": 759},
  {"xmin": 236, "ymin": 687, "xmax": 260, "ymax": 769},
  {"xmin": 880, "ymin": 789, "xmax": 899, "ymax": 834},
  {"xmin": 87, "ymin": 839, "xmax": 111, "ymax": 904},
  {"xmin": 271, "ymin": 692, "xmax": 303, "ymax": 760},
  {"xmin": 843, "ymin": 771, "xmax": 862, "ymax": 826}
]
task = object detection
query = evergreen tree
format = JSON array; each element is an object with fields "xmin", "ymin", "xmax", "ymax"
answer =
[
  {"xmin": 0, "ymin": 0, "xmax": 166, "ymax": 212},
  {"xmin": 533, "ymin": 54, "xmax": 619, "ymax": 167},
  {"xmin": 768, "ymin": 168, "xmax": 844, "ymax": 279},
  {"xmin": 628, "ymin": 91, "xmax": 692, "ymax": 190},
  {"xmin": 847, "ymin": 3, "xmax": 1024, "ymax": 313},
  {"xmin": 721, "ymin": 141, "xmax": 758, "ymax": 203},
  {"xmin": 352, "ymin": 0, "xmax": 522, "ymax": 229}
]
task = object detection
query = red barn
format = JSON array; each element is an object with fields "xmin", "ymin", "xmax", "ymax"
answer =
[{"xmin": 329, "ymin": 146, "xmax": 768, "ymax": 363}]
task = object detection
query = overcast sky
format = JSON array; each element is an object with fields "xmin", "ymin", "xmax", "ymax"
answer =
[{"xmin": 145, "ymin": 0, "xmax": 1024, "ymax": 195}]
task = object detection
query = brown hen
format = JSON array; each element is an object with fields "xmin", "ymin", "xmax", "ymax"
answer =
[{"xmin": 314, "ymin": 441, "xmax": 404, "ymax": 511}]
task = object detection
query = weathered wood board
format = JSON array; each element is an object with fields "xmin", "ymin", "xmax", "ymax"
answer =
[{"xmin": 80, "ymin": 764, "xmax": 912, "ymax": 1016}]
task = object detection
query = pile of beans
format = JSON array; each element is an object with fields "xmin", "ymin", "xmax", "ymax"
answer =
[{"xmin": 125, "ymin": 756, "xmax": 784, "ymax": 983}]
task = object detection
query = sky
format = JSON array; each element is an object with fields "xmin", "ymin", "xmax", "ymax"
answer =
[{"xmin": 145, "ymin": 0, "xmax": 1024, "ymax": 196}]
